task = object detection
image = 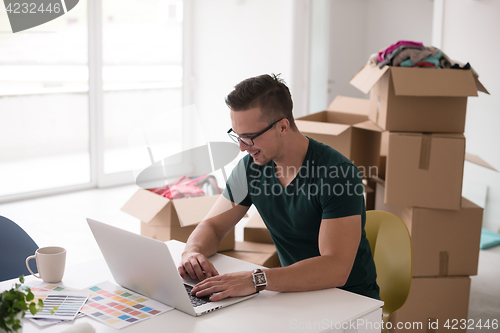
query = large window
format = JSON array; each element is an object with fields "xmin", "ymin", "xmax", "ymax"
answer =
[
  {"xmin": 0, "ymin": 0, "xmax": 184, "ymax": 201},
  {"xmin": 102, "ymin": 0, "xmax": 183, "ymax": 177},
  {"xmin": 0, "ymin": 1, "xmax": 89, "ymax": 198}
]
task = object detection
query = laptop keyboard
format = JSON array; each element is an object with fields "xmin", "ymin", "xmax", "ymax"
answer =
[{"xmin": 184, "ymin": 284, "xmax": 212, "ymax": 307}]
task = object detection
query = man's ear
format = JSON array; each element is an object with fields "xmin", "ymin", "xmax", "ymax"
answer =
[{"xmin": 279, "ymin": 119, "xmax": 291, "ymax": 136}]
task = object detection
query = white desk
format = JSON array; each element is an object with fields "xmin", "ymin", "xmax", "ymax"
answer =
[{"xmin": 1, "ymin": 241, "xmax": 383, "ymax": 333}]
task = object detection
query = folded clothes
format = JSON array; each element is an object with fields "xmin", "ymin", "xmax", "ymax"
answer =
[
  {"xmin": 377, "ymin": 40, "xmax": 423, "ymax": 64},
  {"xmin": 400, "ymin": 50, "xmax": 442, "ymax": 68},
  {"xmin": 377, "ymin": 45, "xmax": 423, "ymax": 68},
  {"xmin": 150, "ymin": 175, "xmax": 217, "ymax": 199},
  {"xmin": 392, "ymin": 46, "xmax": 440, "ymax": 67}
]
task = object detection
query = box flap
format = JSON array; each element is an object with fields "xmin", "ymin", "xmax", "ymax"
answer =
[
  {"xmin": 473, "ymin": 76, "xmax": 490, "ymax": 95},
  {"xmin": 296, "ymin": 111, "xmax": 327, "ymax": 122},
  {"xmin": 349, "ymin": 65, "xmax": 390, "ymax": 94},
  {"xmin": 171, "ymin": 194, "xmax": 220, "ymax": 227},
  {"xmin": 352, "ymin": 120, "xmax": 383, "ymax": 132},
  {"xmin": 327, "ymin": 95, "xmax": 370, "ymax": 116},
  {"xmin": 121, "ymin": 189, "xmax": 171, "ymax": 223},
  {"xmin": 326, "ymin": 111, "xmax": 367, "ymax": 125},
  {"xmin": 390, "ymin": 67, "xmax": 479, "ymax": 97},
  {"xmin": 465, "ymin": 152, "xmax": 498, "ymax": 172},
  {"xmin": 245, "ymin": 212, "xmax": 267, "ymax": 229},
  {"xmin": 295, "ymin": 119, "xmax": 351, "ymax": 136},
  {"xmin": 461, "ymin": 197, "xmax": 482, "ymax": 210}
]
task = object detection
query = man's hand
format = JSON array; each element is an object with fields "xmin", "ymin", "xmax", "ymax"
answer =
[
  {"xmin": 178, "ymin": 252, "xmax": 219, "ymax": 281},
  {"xmin": 190, "ymin": 271, "xmax": 257, "ymax": 301}
]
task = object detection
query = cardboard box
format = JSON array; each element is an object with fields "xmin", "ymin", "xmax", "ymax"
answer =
[
  {"xmin": 385, "ymin": 132, "xmax": 465, "ymax": 210},
  {"xmin": 220, "ymin": 241, "xmax": 280, "ymax": 268},
  {"xmin": 378, "ymin": 155, "xmax": 387, "ymax": 180},
  {"xmin": 364, "ymin": 179, "xmax": 376, "ymax": 211},
  {"xmin": 375, "ymin": 182, "xmax": 483, "ymax": 277},
  {"xmin": 350, "ymin": 65, "xmax": 488, "ymax": 132},
  {"xmin": 390, "ymin": 277, "xmax": 471, "ymax": 333},
  {"xmin": 296, "ymin": 96, "xmax": 382, "ymax": 175},
  {"xmin": 121, "ymin": 189, "xmax": 234, "ymax": 251},
  {"xmin": 244, "ymin": 212, "xmax": 274, "ymax": 244}
]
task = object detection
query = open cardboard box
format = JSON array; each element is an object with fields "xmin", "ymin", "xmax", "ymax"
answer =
[
  {"xmin": 350, "ymin": 65, "xmax": 488, "ymax": 132},
  {"xmin": 390, "ymin": 277, "xmax": 471, "ymax": 333},
  {"xmin": 121, "ymin": 189, "xmax": 235, "ymax": 251},
  {"xmin": 220, "ymin": 241, "xmax": 280, "ymax": 268},
  {"xmin": 385, "ymin": 132, "xmax": 465, "ymax": 210},
  {"xmin": 244, "ymin": 211, "xmax": 274, "ymax": 244},
  {"xmin": 375, "ymin": 181, "xmax": 483, "ymax": 277},
  {"xmin": 296, "ymin": 96, "xmax": 382, "ymax": 176}
]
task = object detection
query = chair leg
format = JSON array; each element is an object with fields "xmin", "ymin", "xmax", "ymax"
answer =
[{"xmin": 382, "ymin": 314, "xmax": 389, "ymax": 333}]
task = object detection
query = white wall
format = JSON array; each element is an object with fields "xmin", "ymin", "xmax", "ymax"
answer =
[
  {"xmin": 441, "ymin": 0, "xmax": 500, "ymax": 232},
  {"xmin": 190, "ymin": 0, "xmax": 295, "ymax": 144},
  {"xmin": 328, "ymin": 0, "xmax": 368, "ymax": 102},
  {"xmin": 327, "ymin": 0, "xmax": 434, "ymax": 104}
]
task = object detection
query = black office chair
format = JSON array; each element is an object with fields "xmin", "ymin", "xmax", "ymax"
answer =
[{"xmin": 0, "ymin": 216, "xmax": 39, "ymax": 281}]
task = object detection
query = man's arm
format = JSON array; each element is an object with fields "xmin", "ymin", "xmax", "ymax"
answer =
[
  {"xmin": 190, "ymin": 214, "xmax": 361, "ymax": 300},
  {"xmin": 178, "ymin": 195, "xmax": 250, "ymax": 281}
]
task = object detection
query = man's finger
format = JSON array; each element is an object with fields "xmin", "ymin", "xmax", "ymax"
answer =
[
  {"xmin": 189, "ymin": 258, "xmax": 207, "ymax": 281},
  {"xmin": 178, "ymin": 266, "xmax": 187, "ymax": 279},
  {"xmin": 191, "ymin": 276, "xmax": 221, "ymax": 294},
  {"xmin": 209, "ymin": 289, "xmax": 231, "ymax": 301},
  {"xmin": 183, "ymin": 261, "xmax": 198, "ymax": 280},
  {"xmin": 197, "ymin": 257, "xmax": 219, "ymax": 278}
]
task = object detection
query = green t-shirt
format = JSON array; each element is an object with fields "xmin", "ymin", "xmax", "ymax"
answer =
[{"xmin": 223, "ymin": 137, "xmax": 379, "ymax": 299}]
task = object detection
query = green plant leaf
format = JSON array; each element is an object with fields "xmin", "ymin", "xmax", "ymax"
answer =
[
  {"xmin": 26, "ymin": 290, "xmax": 34, "ymax": 302},
  {"xmin": 19, "ymin": 275, "xmax": 25, "ymax": 284},
  {"xmin": 29, "ymin": 302, "xmax": 37, "ymax": 315}
]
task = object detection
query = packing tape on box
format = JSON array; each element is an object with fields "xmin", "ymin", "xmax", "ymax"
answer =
[
  {"xmin": 439, "ymin": 251, "xmax": 449, "ymax": 276},
  {"xmin": 419, "ymin": 134, "xmax": 432, "ymax": 170}
]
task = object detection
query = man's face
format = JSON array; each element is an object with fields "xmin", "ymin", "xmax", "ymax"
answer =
[{"xmin": 230, "ymin": 107, "xmax": 280, "ymax": 166}]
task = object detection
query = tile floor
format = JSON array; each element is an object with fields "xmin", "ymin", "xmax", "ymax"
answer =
[{"xmin": 1, "ymin": 185, "xmax": 499, "ymax": 332}]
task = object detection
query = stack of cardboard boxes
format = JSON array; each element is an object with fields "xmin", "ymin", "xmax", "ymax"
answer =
[{"xmin": 350, "ymin": 64, "xmax": 488, "ymax": 332}]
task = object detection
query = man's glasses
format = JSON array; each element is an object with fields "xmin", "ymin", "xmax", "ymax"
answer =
[{"xmin": 227, "ymin": 118, "xmax": 284, "ymax": 147}]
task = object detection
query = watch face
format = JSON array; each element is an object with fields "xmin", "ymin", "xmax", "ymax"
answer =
[{"xmin": 254, "ymin": 273, "xmax": 266, "ymax": 285}]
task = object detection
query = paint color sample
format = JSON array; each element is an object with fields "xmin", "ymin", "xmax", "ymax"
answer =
[
  {"xmin": 25, "ymin": 293, "xmax": 89, "ymax": 321},
  {"xmin": 81, "ymin": 281, "xmax": 173, "ymax": 329}
]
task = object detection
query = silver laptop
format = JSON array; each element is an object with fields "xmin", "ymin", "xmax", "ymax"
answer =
[{"xmin": 87, "ymin": 218, "xmax": 258, "ymax": 316}]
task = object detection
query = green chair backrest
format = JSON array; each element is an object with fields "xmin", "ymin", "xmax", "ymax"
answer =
[{"xmin": 366, "ymin": 210, "xmax": 413, "ymax": 322}]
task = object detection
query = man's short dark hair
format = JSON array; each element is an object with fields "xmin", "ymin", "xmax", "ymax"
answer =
[{"xmin": 225, "ymin": 74, "xmax": 296, "ymax": 130}]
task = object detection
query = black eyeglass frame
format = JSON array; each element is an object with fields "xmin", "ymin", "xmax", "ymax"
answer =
[{"xmin": 227, "ymin": 118, "xmax": 285, "ymax": 147}]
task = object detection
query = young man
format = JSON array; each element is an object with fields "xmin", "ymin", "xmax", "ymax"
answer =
[{"xmin": 178, "ymin": 74, "xmax": 379, "ymax": 301}]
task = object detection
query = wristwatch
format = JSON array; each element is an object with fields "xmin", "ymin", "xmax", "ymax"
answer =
[{"xmin": 252, "ymin": 269, "xmax": 267, "ymax": 292}]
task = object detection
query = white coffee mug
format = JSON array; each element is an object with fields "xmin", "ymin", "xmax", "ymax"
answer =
[{"xmin": 26, "ymin": 246, "xmax": 66, "ymax": 283}]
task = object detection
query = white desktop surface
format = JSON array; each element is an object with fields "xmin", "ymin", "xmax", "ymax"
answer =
[{"xmin": 1, "ymin": 240, "xmax": 383, "ymax": 333}]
